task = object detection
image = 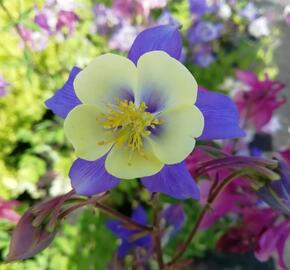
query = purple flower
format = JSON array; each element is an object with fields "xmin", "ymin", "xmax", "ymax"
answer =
[
  {"xmin": 93, "ymin": 4, "xmax": 123, "ymax": 36},
  {"xmin": 46, "ymin": 25, "xmax": 244, "ymax": 200},
  {"xmin": 0, "ymin": 198, "xmax": 19, "ymax": 223},
  {"xmin": 188, "ymin": 21, "xmax": 223, "ymax": 44},
  {"xmin": 107, "ymin": 205, "xmax": 153, "ymax": 258},
  {"xmin": 194, "ymin": 46, "xmax": 215, "ymax": 67},
  {"xmin": 257, "ymin": 160, "xmax": 290, "ymax": 215},
  {"xmin": 109, "ymin": 24, "xmax": 140, "ymax": 52},
  {"xmin": 239, "ymin": 2, "xmax": 258, "ymax": 21},
  {"xmin": 188, "ymin": 0, "xmax": 208, "ymax": 17},
  {"xmin": 157, "ymin": 10, "xmax": 180, "ymax": 27},
  {"xmin": 0, "ymin": 75, "xmax": 10, "ymax": 96}
]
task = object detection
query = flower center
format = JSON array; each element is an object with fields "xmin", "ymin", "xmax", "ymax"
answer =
[{"xmin": 98, "ymin": 99, "xmax": 160, "ymax": 156}]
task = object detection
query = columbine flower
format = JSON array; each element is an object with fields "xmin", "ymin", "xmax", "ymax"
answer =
[
  {"xmin": 46, "ymin": 25, "xmax": 244, "ymax": 200},
  {"xmin": 234, "ymin": 70, "xmax": 286, "ymax": 131},
  {"xmin": 64, "ymin": 50, "xmax": 204, "ymax": 181},
  {"xmin": 0, "ymin": 199, "xmax": 19, "ymax": 223},
  {"xmin": 0, "ymin": 75, "xmax": 10, "ymax": 97},
  {"xmin": 188, "ymin": 21, "xmax": 223, "ymax": 44},
  {"xmin": 248, "ymin": 16, "xmax": 270, "ymax": 38}
]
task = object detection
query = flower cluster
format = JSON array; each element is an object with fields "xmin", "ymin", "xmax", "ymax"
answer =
[
  {"xmin": 187, "ymin": 1, "xmax": 270, "ymax": 67},
  {"xmin": 18, "ymin": 0, "xmax": 79, "ymax": 52}
]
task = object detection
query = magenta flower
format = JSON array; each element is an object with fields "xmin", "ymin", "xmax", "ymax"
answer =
[
  {"xmin": 234, "ymin": 70, "xmax": 286, "ymax": 131},
  {"xmin": 255, "ymin": 218, "xmax": 290, "ymax": 270},
  {"xmin": 46, "ymin": 25, "xmax": 244, "ymax": 200},
  {"xmin": 56, "ymin": 10, "xmax": 79, "ymax": 34},
  {"xmin": 0, "ymin": 199, "xmax": 19, "ymax": 223},
  {"xmin": 0, "ymin": 75, "xmax": 10, "ymax": 97}
]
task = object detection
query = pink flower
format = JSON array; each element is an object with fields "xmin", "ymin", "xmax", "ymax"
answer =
[
  {"xmin": 17, "ymin": 25, "xmax": 49, "ymax": 52},
  {"xmin": 0, "ymin": 199, "xmax": 20, "ymax": 223},
  {"xmin": 112, "ymin": 0, "xmax": 168, "ymax": 21},
  {"xmin": 234, "ymin": 70, "xmax": 286, "ymax": 131},
  {"xmin": 56, "ymin": 10, "xmax": 79, "ymax": 34}
]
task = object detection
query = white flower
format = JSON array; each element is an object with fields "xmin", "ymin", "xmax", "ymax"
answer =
[
  {"xmin": 218, "ymin": 3, "xmax": 232, "ymax": 20},
  {"xmin": 249, "ymin": 17, "xmax": 270, "ymax": 38}
]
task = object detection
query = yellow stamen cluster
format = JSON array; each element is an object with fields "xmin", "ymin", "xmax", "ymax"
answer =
[{"xmin": 98, "ymin": 100, "xmax": 160, "ymax": 156}]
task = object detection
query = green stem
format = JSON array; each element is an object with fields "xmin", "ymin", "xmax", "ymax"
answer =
[
  {"xmin": 94, "ymin": 200, "xmax": 153, "ymax": 232},
  {"xmin": 152, "ymin": 193, "xmax": 164, "ymax": 269},
  {"xmin": 167, "ymin": 170, "xmax": 246, "ymax": 267}
]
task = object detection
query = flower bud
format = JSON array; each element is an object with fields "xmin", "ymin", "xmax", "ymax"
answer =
[
  {"xmin": 257, "ymin": 161, "xmax": 290, "ymax": 215},
  {"xmin": 6, "ymin": 210, "xmax": 56, "ymax": 262}
]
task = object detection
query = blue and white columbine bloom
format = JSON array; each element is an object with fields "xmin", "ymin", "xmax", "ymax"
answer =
[{"xmin": 46, "ymin": 25, "xmax": 244, "ymax": 200}]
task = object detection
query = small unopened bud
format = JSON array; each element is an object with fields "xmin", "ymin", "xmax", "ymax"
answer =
[{"xmin": 6, "ymin": 211, "xmax": 56, "ymax": 262}]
